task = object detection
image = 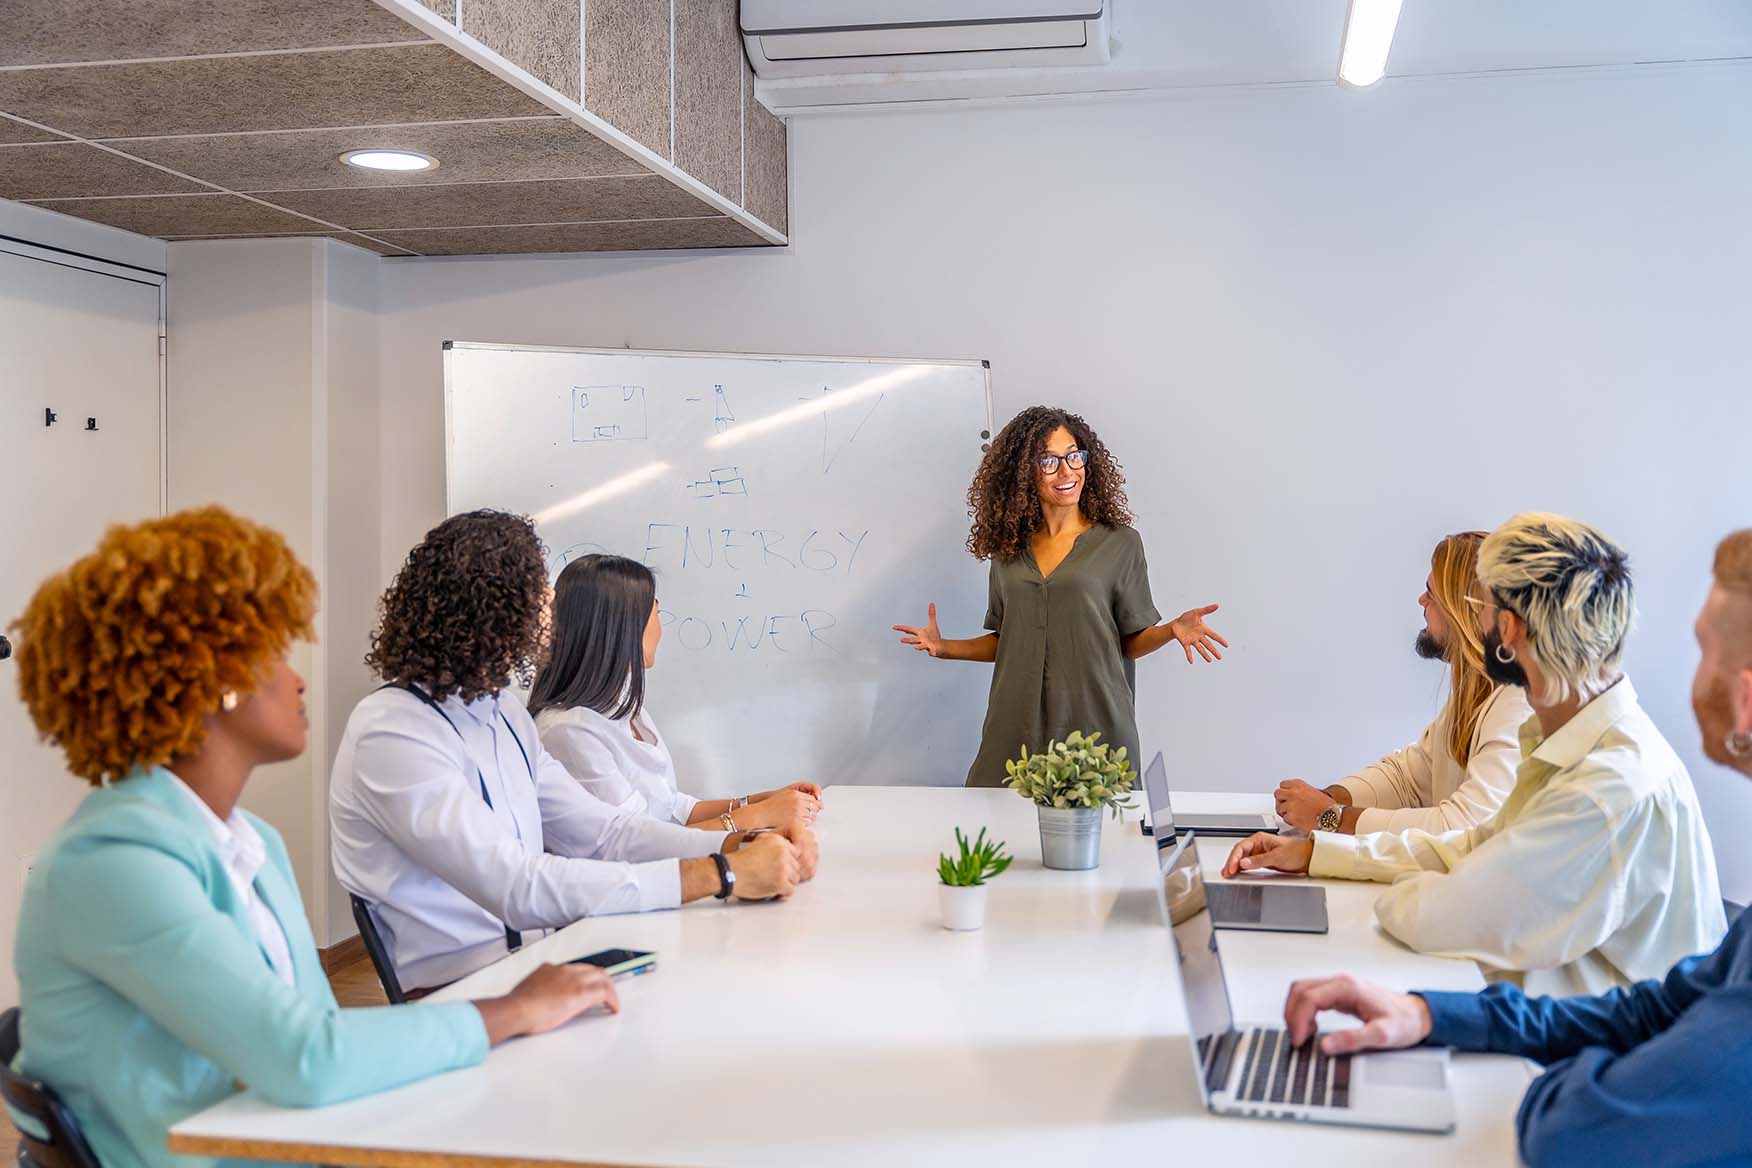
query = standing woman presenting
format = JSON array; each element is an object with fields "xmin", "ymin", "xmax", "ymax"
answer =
[{"xmin": 894, "ymin": 405, "xmax": 1227, "ymax": 787}]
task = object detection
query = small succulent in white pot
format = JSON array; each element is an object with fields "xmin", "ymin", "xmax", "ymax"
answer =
[{"xmin": 937, "ymin": 827, "xmax": 1012, "ymax": 930}]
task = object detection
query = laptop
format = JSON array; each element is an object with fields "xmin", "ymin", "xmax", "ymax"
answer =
[
  {"xmin": 1139, "ymin": 751, "xmax": 1277, "ymax": 838},
  {"xmin": 1141, "ymin": 752, "xmax": 1328, "ymax": 934},
  {"xmin": 1155, "ymin": 833, "xmax": 1456, "ymax": 1133}
]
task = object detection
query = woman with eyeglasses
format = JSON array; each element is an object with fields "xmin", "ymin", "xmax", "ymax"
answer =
[{"xmin": 893, "ymin": 405, "xmax": 1227, "ymax": 787}]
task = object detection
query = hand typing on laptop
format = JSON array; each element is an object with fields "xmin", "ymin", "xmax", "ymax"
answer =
[
  {"xmin": 1222, "ymin": 832, "xmax": 1314, "ymax": 878},
  {"xmin": 1284, "ymin": 976, "xmax": 1436, "ymax": 1056}
]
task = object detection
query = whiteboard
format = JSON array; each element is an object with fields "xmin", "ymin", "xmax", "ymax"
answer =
[{"xmin": 445, "ymin": 343, "xmax": 994, "ymax": 795}]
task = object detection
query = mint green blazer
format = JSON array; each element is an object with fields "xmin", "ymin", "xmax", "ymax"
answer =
[{"xmin": 13, "ymin": 766, "xmax": 488, "ymax": 1168}]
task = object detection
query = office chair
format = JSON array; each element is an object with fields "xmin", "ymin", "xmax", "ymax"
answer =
[
  {"xmin": 349, "ymin": 895, "xmax": 406, "ymax": 1004},
  {"xmin": 0, "ymin": 1008, "xmax": 103, "ymax": 1168}
]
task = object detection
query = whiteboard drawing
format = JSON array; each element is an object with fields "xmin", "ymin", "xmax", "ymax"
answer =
[
  {"xmin": 713, "ymin": 383, "xmax": 736, "ymax": 434},
  {"xmin": 573, "ymin": 385, "xmax": 648, "ymax": 442},
  {"xmin": 816, "ymin": 387, "xmax": 885, "ymax": 473},
  {"xmin": 446, "ymin": 343, "xmax": 993, "ymax": 797},
  {"xmin": 687, "ymin": 466, "xmax": 749, "ymax": 500}
]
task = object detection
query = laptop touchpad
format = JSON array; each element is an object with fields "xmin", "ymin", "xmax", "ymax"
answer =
[{"xmin": 1359, "ymin": 1052, "xmax": 1448, "ymax": 1089}]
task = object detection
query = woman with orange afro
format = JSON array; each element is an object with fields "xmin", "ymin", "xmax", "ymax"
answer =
[{"xmin": 9, "ymin": 507, "xmax": 618, "ymax": 1168}]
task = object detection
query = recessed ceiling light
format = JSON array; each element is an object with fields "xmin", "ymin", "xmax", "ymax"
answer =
[
  {"xmin": 341, "ymin": 149, "xmax": 438, "ymax": 172},
  {"xmin": 1338, "ymin": 0, "xmax": 1404, "ymax": 88}
]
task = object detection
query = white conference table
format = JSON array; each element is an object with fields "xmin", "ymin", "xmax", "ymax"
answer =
[{"xmin": 171, "ymin": 787, "xmax": 1532, "ymax": 1167}]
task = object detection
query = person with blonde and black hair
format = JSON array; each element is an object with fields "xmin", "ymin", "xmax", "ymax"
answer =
[
  {"xmin": 10, "ymin": 508, "xmax": 623, "ymax": 1168},
  {"xmin": 1270, "ymin": 529, "xmax": 1752, "ymax": 1168},
  {"xmin": 1273, "ymin": 532, "xmax": 1531, "ymax": 835},
  {"xmin": 1225, "ymin": 513, "xmax": 1724, "ymax": 996}
]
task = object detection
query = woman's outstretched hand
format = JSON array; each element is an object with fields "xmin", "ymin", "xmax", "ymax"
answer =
[
  {"xmin": 1169, "ymin": 604, "xmax": 1228, "ymax": 664},
  {"xmin": 893, "ymin": 603, "xmax": 945, "ymax": 657}
]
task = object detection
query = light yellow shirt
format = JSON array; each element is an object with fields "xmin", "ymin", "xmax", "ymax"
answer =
[
  {"xmin": 1336, "ymin": 685, "xmax": 1531, "ymax": 835},
  {"xmin": 1311, "ymin": 677, "xmax": 1726, "ymax": 997}
]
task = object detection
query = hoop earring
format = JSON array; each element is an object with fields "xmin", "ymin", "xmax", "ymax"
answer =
[
  {"xmin": 1494, "ymin": 643, "xmax": 1517, "ymax": 665},
  {"xmin": 220, "ymin": 691, "xmax": 239, "ymax": 713},
  {"xmin": 1728, "ymin": 731, "xmax": 1752, "ymax": 759}
]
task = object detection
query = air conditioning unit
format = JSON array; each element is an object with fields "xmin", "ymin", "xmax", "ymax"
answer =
[{"xmin": 741, "ymin": 1, "xmax": 1110, "ymax": 79}]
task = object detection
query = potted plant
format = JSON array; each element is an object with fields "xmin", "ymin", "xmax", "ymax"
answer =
[
  {"xmin": 1004, "ymin": 730, "xmax": 1137, "ymax": 870},
  {"xmin": 937, "ymin": 827, "xmax": 1012, "ymax": 930}
]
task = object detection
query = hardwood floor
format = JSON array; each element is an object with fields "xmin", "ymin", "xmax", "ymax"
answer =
[
  {"xmin": 329, "ymin": 953, "xmax": 390, "ymax": 1007},
  {"xmin": 2, "ymin": 956, "xmax": 389, "ymax": 1156}
]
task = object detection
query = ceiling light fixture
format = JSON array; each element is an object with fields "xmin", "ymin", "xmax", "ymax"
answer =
[
  {"xmin": 1337, "ymin": 0, "xmax": 1403, "ymax": 88},
  {"xmin": 341, "ymin": 149, "xmax": 438, "ymax": 172}
]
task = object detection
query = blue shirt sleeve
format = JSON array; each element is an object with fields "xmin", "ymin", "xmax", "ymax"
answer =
[{"xmin": 1415, "ymin": 915, "xmax": 1752, "ymax": 1167}]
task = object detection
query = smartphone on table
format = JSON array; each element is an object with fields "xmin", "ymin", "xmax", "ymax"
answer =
[{"xmin": 568, "ymin": 948, "xmax": 657, "ymax": 979}]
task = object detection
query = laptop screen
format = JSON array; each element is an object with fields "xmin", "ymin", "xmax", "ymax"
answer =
[
  {"xmin": 1142, "ymin": 750, "xmax": 1173, "ymax": 837},
  {"xmin": 1154, "ymin": 834, "xmax": 1236, "ymax": 1097}
]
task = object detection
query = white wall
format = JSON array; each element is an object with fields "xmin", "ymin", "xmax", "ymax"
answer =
[
  {"xmin": 376, "ymin": 64, "xmax": 1752, "ymax": 896},
  {"xmin": 321, "ymin": 242, "xmax": 385, "ymax": 942},
  {"xmin": 0, "ymin": 211, "xmax": 164, "ymax": 1004},
  {"xmin": 167, "ymin": 237, "xmax": 380, "ymax": 946}
]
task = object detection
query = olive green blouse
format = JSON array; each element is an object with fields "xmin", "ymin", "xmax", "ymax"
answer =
[{"xmin": 965, "ymin": 523, "xmax": 1162, "ymax": 788}]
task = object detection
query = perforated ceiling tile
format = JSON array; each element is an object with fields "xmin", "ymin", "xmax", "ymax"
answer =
[
  {"xmin": 463, "ymin": 0, "xmax": 581, "ymax": 102},
  {"xmin": 161, "ymin": 230, "xmax": 417, "ymax": 256},
  {"xmin": 265, "ymin": 175, "xmax": 717, "ymax": 230},
  {"xmin": 0, "ymin": 115, "xmax": 69, "ymax": 144},
  {"xmin": 675, "ymin": 0, "xmax": 743, "ymax": 204},
  {"xmin": 108, "ymin": 119, "xmax": 647, "ymax": 193},
  {"xmin": 0, "ymin": 0, "xmax": 430, "ymax": 67},
  {"xmin": 584, "ymin": 0, "xmax": 673, "ymax": 161},
  {"xmin": 0, "ymin": 142, "xmax": 205, "ymax": 201},
  {"xmin": 0, "ymin": 45, "xmax": 548, "ymax": 139},
  {"xmin": 0, "ymin": 0, "xmax": 785, "ymax": 254},
  {"xmin": 25, "ymin": 193, "xmax": 322, "ymax": 237}
]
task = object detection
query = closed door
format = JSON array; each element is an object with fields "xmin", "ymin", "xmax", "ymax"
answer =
[{"xmin": 0, "ymin": 244, "xmax": 163, "ymax": 1006}]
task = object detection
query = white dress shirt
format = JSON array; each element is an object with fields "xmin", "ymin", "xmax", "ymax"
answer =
[
  {"xmin": 329, "ymin": 686, "xmax": 725, "ymax": 990},
  {"xmin": 1335, "ymin": 685, "xmax": 1531, "ymax": 835},
  {"xmin": 1311, "ymin": 677, "xmax": 1726, "ymax": 997},
  {"xmin": 167, "ymin": 773, "xmax": 296, "ymax": 988},
  {"xmin": 535, "ymin": 704, "xmax": 700, "ymax": 827}
]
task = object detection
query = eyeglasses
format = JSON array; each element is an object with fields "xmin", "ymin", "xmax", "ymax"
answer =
[{"xmin": 1037, "ymin": 449, "xmax": 1088, "ymax": 474}]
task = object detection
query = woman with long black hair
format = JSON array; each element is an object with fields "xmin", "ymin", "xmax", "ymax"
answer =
[
  {"xmin": 530, "ymin": 554, "xmax": 822, "ymax": 836},
  {"xmin": 329, "ymin": 512, "xmax": 812, "ymax": 994}
]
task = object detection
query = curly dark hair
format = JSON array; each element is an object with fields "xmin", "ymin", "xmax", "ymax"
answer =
[
  {"xmin": 966, "ymin": 406, "xmax": 1133, "ymax": 562},
  {"xmin": 367, "ymin": 510, "xmax": 549, "ymax": 702},
  {"xmin": 11, "ymin": 506, "xmax": 317, "ymax": 785}
]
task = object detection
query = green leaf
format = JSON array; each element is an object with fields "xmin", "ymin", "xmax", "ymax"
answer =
[
  {"xmin": 1000, "ymin": 729, "xmax": 1139, "ymax": 810},
  {"xmin": 939, "ymin": 825, "xmax": 1011, "ymax": 884}
]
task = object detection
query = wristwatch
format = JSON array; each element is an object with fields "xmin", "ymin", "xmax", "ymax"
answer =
[
  {"xmin": 710, "ymin": 852, "xmax": 735, "ymax": 900},
  {"xmin": 1315, "ymin": 803, "xmax": 1344, "ymax": 833}
]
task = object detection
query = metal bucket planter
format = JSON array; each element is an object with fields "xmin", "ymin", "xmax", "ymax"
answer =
[{"xmin": 1037, "ymin": 805, "xmax": 1102, "ymax": 870}]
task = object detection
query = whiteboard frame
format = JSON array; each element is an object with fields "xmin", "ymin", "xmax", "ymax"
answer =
[{"xmin": 441, "ymin": 341, "xmax": 995, "ymax": 518}]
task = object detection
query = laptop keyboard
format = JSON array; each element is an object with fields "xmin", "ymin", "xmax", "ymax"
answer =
[{"xmin": 1199, "ymin": 1028, "xmax": 1351, "ymax": 1109}]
